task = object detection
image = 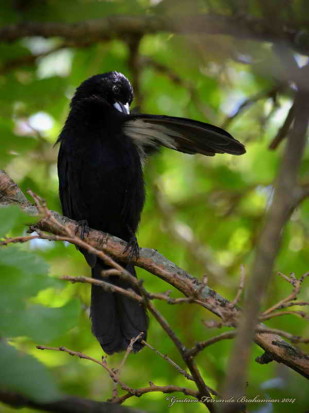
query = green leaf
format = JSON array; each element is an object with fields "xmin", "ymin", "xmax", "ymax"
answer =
[
  {"xmin": 0, "ymin": 300, "xmax": 80, "ymax": 342},
  {"xmin": 0, "ymin": 246, "xmax": 49, "ymax": 276},
  {"xmin": 0, "ymin": 245, "xmax": 79, "ymax": 341},
  {"xmin": 0, "ymin": 205, "xmax": 23, "ymax": 237},
  {"xmin": 0, "ymin": 341, "xmax": 61, "ymax": 402},
  {"xmin": 0, "ymin": 118, "xmax": 37, "ymax": 165},
  {"xmin": 0, "ymin": 246, "xmax": 53, "ymax": 333},
  {"xmin": 0, "ymin": 265, "xmax": 53, "ymax": 307},
  {"xmin": 13, "ymin": 301, "xmax": 80, "ymax": 342}
]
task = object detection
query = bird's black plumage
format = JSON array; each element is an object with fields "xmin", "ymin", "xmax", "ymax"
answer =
[{"xmin": 57, "ymin": 71, "xmax": 245, "ymax": 354}]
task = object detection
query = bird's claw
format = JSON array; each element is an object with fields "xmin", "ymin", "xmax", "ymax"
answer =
[
  {"xmin": 123, "ymin": 236, "xmax": 140, "ymax": 261},
  {"xmin": 76, "ymin": 219, "xmax": 90, "ymax": 239}
]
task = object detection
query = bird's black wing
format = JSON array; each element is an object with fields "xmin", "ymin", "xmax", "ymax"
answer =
[
  {"xmin": 123, "ymin": 114, "xmax": 246, "ymax": 157},
  {"xmin": 57, "ymin": 141, "xmax": 74, "ymax": 220}
]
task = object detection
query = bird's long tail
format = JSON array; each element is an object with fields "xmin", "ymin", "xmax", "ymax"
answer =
[{"xmin": 90, "ymin": 260, "xmax": 148, "ymax": 354}]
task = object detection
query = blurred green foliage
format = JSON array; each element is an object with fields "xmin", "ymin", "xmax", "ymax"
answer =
[{"xmin": 0, "ymin": 1, "xmax": 308, "ymax": 413}]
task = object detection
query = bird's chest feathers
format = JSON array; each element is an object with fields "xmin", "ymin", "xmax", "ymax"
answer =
[{"xmin": 74, "ymin": 133, "xmax": 140, "ymax": 174}]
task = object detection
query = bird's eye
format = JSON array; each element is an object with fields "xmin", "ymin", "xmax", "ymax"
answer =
[{"xmin": 112, "ymin": 85, "xmax": 120, "ymax": 95}]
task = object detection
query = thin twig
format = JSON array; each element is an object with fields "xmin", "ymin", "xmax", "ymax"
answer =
[
  {"xmin": 221, "ymin": 85, "xmax": 283, "ymax": 129},
  {"xmin": 117, "ymin": 333, "xmax": 145, "ymax": 378},
  {"xmin": 188, "ymin": 332, "xmax": 236, "ymax": 358},
  {"xmin": 36, "ymin": 345, "xmax": 103, "ymax": 367},
  {"xmin": 142, "ymin": 340, "xmax": 194, "ymax": 382},
  {"xmin": 113, "ymin": 383, "xmax": 199, "ymax": 404},
  {"xmin": 146, "ymin": 301, "xmax": 214, "ymax": 410},
  {"xmin": 0, "ymin": 235, "xmax": 39, "ymax": 245},
  {"xmin": 269, "ymin": 102, "xmax": 295, "ymax": 150},
  {"xmin": 260, "ymin": 310, "xmax": 308, "ymax": 321},
  {"xmin": 229, "ymin": 266, "xmax": 246, "ymax": 307},
  {"xmin": 262, "ymin": 272, "xmax": 308, "ymax": 316},
  {"xmin": 36, "ymin": 345, "xmax": 199, "ymax": 404},
  {"xmin": 256, "ymin": 327, "xmax": 309, "ymax": 344},
  {"xmin": 60, "ymin": 275, "xmax": 143, "ymax": 303},
  {"xmin": 140, "ymin": 56, "xmax": 217, "ymax": 122}
]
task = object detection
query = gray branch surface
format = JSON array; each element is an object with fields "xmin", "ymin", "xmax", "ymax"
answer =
[
  {"xmin": 0, "ymin": 14, "xmax": 308, "ymax": 54},
  {"xmin": 0, "ymin": 170, "xmax": 308, "ymax": 381},
  {"xmin": 220, "ymin": 62, "xmax": 309, "ymax": 411},
  {"xmin": 0, "ymin": 390, "xmax": 144, "ymax": 413}
]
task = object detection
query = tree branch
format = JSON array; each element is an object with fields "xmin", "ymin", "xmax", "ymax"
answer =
[
  {"xmin": 36, "ymin": 345, "xmax": 199, "ymax": 405},
  {"xmin": 0, "ymin": 390, "xmax": 144, "ymax": 413},
  {"xmin": 221, "ymin": 84, "xmax": 283, "ymax": 129},
  {"xmin": 221, "ymin": 62, "xmax": 309, "ymax": 411},
  {"xmin": 268, "ymin": 101, "xmax": 295, "ymax": 150},
  {"xmin": 0, "ymin": 15, "xmax": 308, "ymax": 55},
  {"xmin": 0, "ymin": 170, "xmax": 308, "ymax": 381}
]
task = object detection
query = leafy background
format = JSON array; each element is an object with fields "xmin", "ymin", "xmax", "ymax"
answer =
[{"xmin": 0, "ymin": 1, "xmax": 308, "ymax": 412}]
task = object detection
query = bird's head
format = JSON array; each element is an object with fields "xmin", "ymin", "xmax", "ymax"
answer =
[{"xmin": 71, "ymin": 71, "xmax": 133, "ymax": 114}]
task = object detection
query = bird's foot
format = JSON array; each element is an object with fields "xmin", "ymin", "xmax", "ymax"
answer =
[
  {"xmin": 75, "ymin": 219, "xmax": 90, "ymax": 239},
  {"xmin": 123, "ymin": 235, "xmax": 140, "ymax": 261}
]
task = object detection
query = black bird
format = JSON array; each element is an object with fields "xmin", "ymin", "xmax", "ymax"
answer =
[{"xmin": 57, "ymin": 71, "xmax": 245, "ymax": 355}]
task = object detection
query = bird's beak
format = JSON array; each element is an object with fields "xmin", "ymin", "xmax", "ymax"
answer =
[{"xmin": 113, "ymin": 102, "xmax": 130, "ymax": 114}]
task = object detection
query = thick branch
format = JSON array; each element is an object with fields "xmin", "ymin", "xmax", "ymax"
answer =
[
  {"xmin": 0, "ymin": 170, "xmax": 308, "ymax": 380},
  {"xmin": 221, "ymin": 63, "xmax": 309, "ymax": 410},
  {"xmin": 0, "ymin": 390, "xmax": 144, "ymax": 413},
  {"xmin": 0, "ymin": 14, "xmax": 308, "ymax": 54}
]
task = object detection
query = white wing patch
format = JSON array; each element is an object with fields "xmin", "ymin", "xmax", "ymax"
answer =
[{"xmin": 124, "ymin": 119, "xmax": 179, "ymax": 157}]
